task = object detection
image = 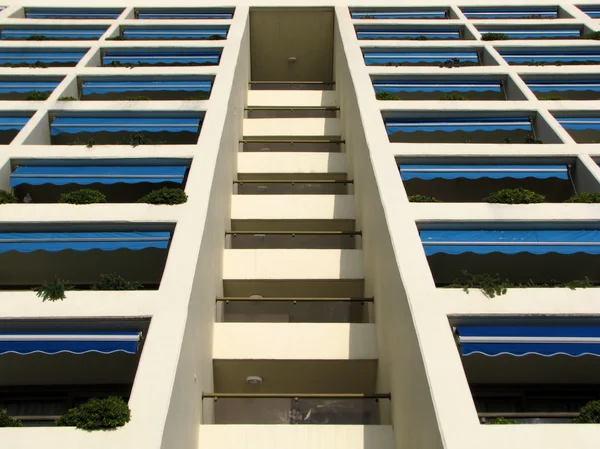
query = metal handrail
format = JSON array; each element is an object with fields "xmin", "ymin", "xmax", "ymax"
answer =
[
  {"xmin": 233, "ymin": 179, "xmax": 353, "ymax": 184},
  {"xmin": 216, "ymin": 296, "xmax": 374, "ymax": 302},
  {"xmin": 202, "ymin": 393, "xmax": 390, "ymax": 399},
  {"xmin": 248, "ymin": 81, "xmax": 336, "ymax": 85},
  {"xmin": 245, "ymin": 106, "xmax": 339, "ymax": 111},
  {"xmin": 240, "ymin": 139, "xmax": 345, "ymax": 144},
  {"xmin": 225, "ymin": 231, "xmax": 361, "ymax": 236},
  {"xmin": 479, "ymin": 412, "xmax": 579, "ymax": 419}
]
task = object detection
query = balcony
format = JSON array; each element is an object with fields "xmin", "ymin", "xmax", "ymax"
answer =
[
  {"xmin": 461, "ymin": 6, "xmax": 561, "ymax": 19},
  {"xmin": 0, "ymin": 27, "xmax": 108, "ymax": 41},
  {"xmin": 362, "ymin": 48, "xmax": 491, "ymax": 67},
  {"xmin": 113, "ymin": 26, "xmax": 229, "ymax": 41},
  {"xmin": 350, "ymin": 7, "xmax": 451, "ymax": 20},
  {"xmin": 101, "ymin": 48, "xmax": 222, "ymax": 67},
  {"xmin": 79, "ymin": 77, "xmax": 213, "ymax": 101},
  {"xmin": 22, "ymin": 8, "xmax": 123, "ymax": 19},
  {"xmin": 499, "ymin": 48, "xmax": 600, "ymax": 67},
  {"xmin": 524, "ymin": 77, "xmax": 600, "ymax": 101},
  {"xmin": 134, "ymin": 8, "xmax": 235, "ymax": 20},
  {"xmin": 0, "ymin": 49, "xmax": 87, "ymax": 68},
  {"xmin": 554, "ymin": 115, "xmax": 600, "ymax": 143},
  {"xmin": 578, "ymin": 5, "xmax": 600, "ymax": 19},
  {"xmin": 355, "ymin": 25, "xmax": 468, "ymax": 40},
  {"xmin": 0, "ymin": 115, "xmax": 31, "ymax": 144},
  {"xmin": 0, "ymin": 78, "xmax": 62, "ymax": 101},
  {"xmin": 477, "ymin": 25, "xmax": 584, "ymax": 40}
]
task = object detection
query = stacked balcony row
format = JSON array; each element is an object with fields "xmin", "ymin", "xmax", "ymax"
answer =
[{"xmin": 6, "ymin": 7, "xmax": 235, "ymax": 20}]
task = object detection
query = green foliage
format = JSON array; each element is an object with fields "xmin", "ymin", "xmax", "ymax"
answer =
[
  {"xmin": 56, "ymin": 397, "xmax": 131, "ymax": 430},
  {"xmin": 439, "ymin": 58, "xmax": 477, "ymax": 68},
  {"xmin": 574, "ymin": 400, "xmax": 600, "ymax": 423},
  {"xmin": 437, "ymin": 93, "xmax": 468, "ymax": 100},
  {"xmin": 109, "ymin": 60, "xmax": 134, "ymax": 68},
  {"xmin": 539, "ymin": 95, "xmax": 565, "ymax": 100},
  {"xmin": 582, "ymin": 31, "xmax": 600, "ymax": 40},
  {"xmin": 408, "ymin": 194, "xmax": 440, "ymax": 203},
  {"xmin": 92, "ymin": 274, "xmax": 142, "ymax": 291},
  {"xmin": 58, "ymin": 96, "xmax": 77, "ymax": 101},
  {"xmin": 375, "ymin": 91, "xmax": 398, "ymax": 100},
  {"xmin": 0, "ymin": 409, "xmax": 22, "ymax": 427},
  {"xmin": 58, "ymin": 189, "xmax": 106, "ymax": 205},
  {"xmin": 26, "ymin": 35, "xmax": 49, "ymax": 40},
  {"xmin": 1, "ymin": 61, "xmax": 47, "ymax": 68},
  {"xmin": 35, "ymin": 277, "xmax": 73, "ymax": 302},
  {"xmin": 68, "ymin": 138, "xmax": 95, "ymax": 147},
  {"xmin": 415, "ymin": 35, "xmax": 429, "ymax": 40},
  {"xmin": 25, "ymin": 90, "xmax": 50, "ymax": 101},
  {"xmin": 0, "ymin": 190, "xmax": 17, "ymax": 204},
  {"xmin": 207, "ymin": 34, "xmax": 225, "ymax": 40},
  {"xmin": 118, "ymin": 133, "xmax": 166, "ymax": 147},
  {"xmin": 121, "ymin": 96, "xmax": 151, "ymax": 101},
  {"xmin": 450, "ymin": 271, "xmax": 510, "ymax": 298},
  {"xmin": 524, "ymin": 135, "xmax": 543, "ymax": 144},
  {"xmin": 481, "ymin": 33, "xmax": 509, "ymax": 41},
  {"xmin": 565, "ymin": 277, "xmax": 592, "ymax": 290},
  {"xmin": 484, "ymin": 188, "xmax": 545, "ymax": 204},
  {"xmin": 183, "ymin": 95, "xmax": 208, "ymax": 100},
  {"xmin": 564, "ymin": 192, "xmax": 600, "ymax": 203},
  {"xmin": 486, "ymin": 417, "xmax": 519, "ymax": 425},
  {"xmin": 137, "ymin": 187, "xmax": 188, "ymax": 205},
  {"xmin": 105, "ymin": 35, "xmax": 125, "ymax": 41}
]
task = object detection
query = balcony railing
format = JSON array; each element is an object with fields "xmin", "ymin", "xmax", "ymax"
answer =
[
  {"xmin": 248, "ymin": 81, "xmax": 335, "ymax": 91},
  {"xmin": 234, "ymin": 179, "xmax": 352, "ymax": 195},
  {"xmin": 226, "ymin": 231, "xmax": 361, "ymax": 250}
]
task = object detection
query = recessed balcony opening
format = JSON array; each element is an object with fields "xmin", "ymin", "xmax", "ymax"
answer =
[
  {"xmin": 0, "ymin": 26, "xmax": 108, "ymax": 41},
  {"xmin": 355, "ymin": 25, "xmax": 471, "ymax": 40},
  {"xmin": 524, "ymin": 76, "xmax": 600, "ymax": 101},
  {"xmin": 554, "ymin": 114, "xmax": 600, "ymax": 143},
  {"xmin": 0, "ymin": 78, "xmax": 62, "ymax": 101},
  {"xmin": 363, "ymin": 47, "xmax": 495, "ymax": 67},
  {"xmin": 112, "ymin": 26, "xmax": 229, "ymax": 41},
  {"xmin": 21, "ymin": 8, "xmax": 123, "ymax": 19},
  {"xmin": 0, "ymin": 49, "xmax": 87, "ymax": 68},
  {"xmin": 79, "ymin": 77, "xmax": 213, "ymax": 101},
  {"xmin": 372, "ymin": 75, "xmax": 524, "ymax": 101},
  {"xmin": 224, "ymin": 278, "xmax": 365, "ymax": 300},
  {"xmin": 577, "ymin": 5, "xmax": 600, "ymax": 19},
  {"xmin": 384, "ymin": 113, "xmax": 552, "ymax": 144},
  {"xmin": 0, "ymin": 319, "xmax": 148, "ymax": 426},
  {"xmin": 209, "ymin": 360, "xmax": 385, "ymax": 424},
  {"xmin": 461, "ymin": 6, "xmax": 563, "ymax": 19},
  {"xmin": 134, "ymin": 8, "xmax": 235, "ymax": 20},
  {"xmin": 235, "ymin": 174, "xmax": 351, "ymax": 195},
  {"xmin": 0, "ymin": 114, "xmax": 31, "ymax": 144},
  {"xmin": 101, "ymin": 48, "xmax": 222, "ymax": 67},
  {"xmin": 241, "ymin": 139, "xmax": 343, "ymax": 153},
  {"xmin": 245, "ymin": 107, "xmax": 339, "ymax": 119},
  {"xmin": 0, "ymin": 224, "xmax": 173, "ymax": 290},
  {"xmin": 477, "ymin": 25, "xmax": 586, "ymax": 40},
  {"xmin": 350, "ymin": 7, "xmax": 453, "ymax": 20},
  {"xmin": 499, "ymin": 48, "xmax": 600, "ymax": 66},
  {"xmin": 398, "ymin": 157, "xmax": 583, "ymax": 202},
  {"xmin": 421, "ymin": 226, "xmax": 600, "ymax": 287},
  {"xmin": 49, "ymin": 113, "xmax": 203, "ymax": 146},
  {"xmin": 248, "ymin": 82, "xmax": 335, "ymax": 91},
  {"xmin": 453, "ymin": 319, "xmax": 600, "ymax": 423},
  {"xmin": 8, "ymin": 159, "xmax": 191, "ymax": 203}
]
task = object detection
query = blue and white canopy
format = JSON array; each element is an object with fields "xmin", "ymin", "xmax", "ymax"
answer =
[
  {"xmin": 0, "ymin": 117, "xmax": 30, "ymax": 131},
  {"xmin": 0, "ymin": 231, "xmax": 170, "ymax": 253},
  {"xmin": 0, "ymin": 50, "xmax": 86, "ymax": 66},
  {"xmin": 50, "ymin": 116, "xmax": 201, "ymax": 135},
  {"xmin": 1, "ymin": 28, "xmax": 107, "ymax": 40},
  {"xmin": 526, "ymin": 80, "xmax": 600, "ymax": 94},
  {"xmin": 136, "ymin": 8, "xmax": 234, "ymax": 19},
  {"xmin": 421, "ymin": 229, "xmax": 600, "ymax": 256},
  {"xmin": 499, "ymin": 50, "xmax": 600, "ymax": 65},
  {"xmin": 461, "ymin": 7, "xmax": 558, "ymax": 19},
  {"xmin": 579, "ymin": 6, "xmax": 600, "ymax": 18},
  {"xmin": 25, "ymin": 8, "xmax": 123, "ymax": 19},
  {"xmin": 385, "ymin": 117, "xmax": 531, "ymax": 135},
  {"xmin": 364, "ymin": 50, "xmax": 479, "ymax": 66},
  {"xmin": 81, "ymin": 79, "xmax": 212, "ymax": 97},
  {"xmin": 374, "ymin": 80, "xmax": 503, "ymax": 94},
  {"xmin": 399, "ymin": 165, "xmax": 569, "ymax": 181},
  {"xmin": 103, "ymin": 49, "xmax": 221, "ymax": 66},
  {"xmin": 556, "ymin": 117, "xmax": 600, "ymax": 132},
  {"xmin": 11, "ymin": 165, "xmax": 187, "ymax": 187},
  {"xmin": 0, "ymin": 80, "xmax": 60, "ymax": 94},
  {"xmin": 351, "ymin": 9, "xmax": 447, "ymax": 19},
  {"xmin": 479, "ymin": 29, "xmax": 581, "ymax": 39},
  {"xmin": 122, "ymin": 28, "xmax": 228, "ymax": 40},
  {"xmin": 356, "ymin": 28, "xmax": 460, "ymax": 40},
  {"xmin": 0, "ymin": 332, "xmax": 141, "ymax": 355},
  {"xmin": 456, "ymin": 325, "xmax": 600, "ymax": 357}
]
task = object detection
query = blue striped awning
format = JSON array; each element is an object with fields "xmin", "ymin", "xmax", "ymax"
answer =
[
  {"xmin": 0, "ymin": 332, "xmax": 141, "ymax": 355},
  {"xmin": 0, "ymin": 117, "xmax": 30, "ymax": 131},
  {"xmin": 0, "ymin": 50, "xmax": 86, "ymax": 66},
  {"xmin": 136, "ymin": 9, "xmax": 234, "ymax": 19},
  {"xmin": 1, "ymin": 28, "xmax": 107, "ymax": 40},
  {"xmin": 122, "ymin": 28, "xmax": 228, "ymax": 40},
  {"xmin": 50, "ymin": 116, "xmax": 200, "ymax": 135},
  {"xmin": 556, "ymin": 117, "xmax": 600, "ymax": 131},
  {"xmin": 579, "ymin": 6, "xmax": 600, "ymax": 18},
  {"xmin": 479, "ymin": 29, "xmax": 581, "ymax": 39},
  {"xmin": 385, "ymin": 117, "xmax": 531, "ymax": 134},
  {"xmin": 421, "ymin": 230, "xmax": 600, "ymax": 256},
  {"xmin": 25, "ymin": 8, "xmax": 123, "ymax": 19},
  {"xmin": 461, "ymin": 7, "xmax": 558, "ymax": 19},
  {"xmin": 456, "ymin": 325, "xmax": 600, "ymax": 357},
  {"xmin": 11, "ymin": 165, "xmax": 187, "ymax": 187},
  {"xmin": 0, "ymin": 231, "xmax": 170, "ymax": 253},
  {"xmin": 399, "ymin": 165, "xmax": 569, "ymax": 181},
  {"xmin": 0, "ymin": 80, "xmax": 60, "ymax": 94},
  {"xmin": 364, "ymin": 50, "xmax": 479, "ymax": 66},
  {"xmin": 356, "ymin": 28, "xmax": 460, "ymax": 40},
  {"xmin": 526, "ymin": 80, "xmax": 600, "ymax": 93},
  {"xmin": 351, "ymin": 9, "xmax": 447, "ymax": 19},
  {"xmin": 373, "ymin": 80, "xmax": 503, "ymax": 94},
  {"xmin": 500, "ymin": 50, "xmax": 600, "ymax": 65},
  {"xmin": 103, "ymin": 49, "xmax": 221, "ymax": 66},
  {"xmin": 81, "ymin": 79, "xmax": 211, "ymax": 96}
]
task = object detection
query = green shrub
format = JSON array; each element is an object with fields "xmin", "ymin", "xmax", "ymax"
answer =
[
  {"xmin": 208, "ymin": 34, "xmax": 225, "ymax": 40},
  {"xmin": 0, "ymin": 190, "xmax": 17, "ymax": 204},
  {"xmin": 539, "ymin": 95, "xmax": 565, "ymax": 100},
  {"xmin": 105, "ymin": 35, "xmax": 125, "ymax": 41},
  {"xmin": 26, "ymin": 35, "xmax": 49, "ymax": 41},
  {"xmin": 56, "ymin": 397, "xmax": 131, "ymax": 430},
  {"xmin": 25, "ymin": 90, "xmax": 50, "ymax": 101},
  {"xmin": 565, "ymin": 277, "xmax": 592, "ymax": 290},
  {"xmin": 582, "ymin": 32, "xmax": 600, "ymax": 40},
  {"xmin": 484, "ymin": 188, "xmax": 545, "ymax": 204},
  {"xmin": 121, "ymin": 96, "xmax": 151, "ymax": 101},
  {"xmin": 35, "ymin": 277, "xmax": 73, "ymax": 302},
  {"xmin": 574, "ymin": 400, "xmax": 600, "ymax": 423},
  {"xmin": 0, "ymin": 409, "xmax": 22, "ymax": 427},
  {"xmin": 486, "ymin": 417, "xmax": 519, "ymax": 425},
  {"xmin": 481, "ymin": 33, "xmax": 509, "ymax": 41},
  {"xmin": 137, "ymin": 187, "xmax": 188, "ymax": 205},
  {"xmin": 437, "ymin": 93, "xmax": 468, "ymax": 100},
  {"xmin": 58, "ymin": 96, "xmax": 77, "ymax": 101},
  {"xmin": 524, "ymin": 135, "xmax": 543, "ymax": 144},
  {"xmin": 375, "ymin": 91, "xmax": 398, "ymax": 100},
  {"xmin": 92, "ymin": 274, "xmax": 142, "ymax": 291},
  {"xmin": 58, "ymin": 189, "xmax": 106, "ymax": 205},
  {"xmin": 449, "ymin": 271, "xmax": 510, "ymax": 298},
  {"xmin": 118, "ymin": 133, "xmax": 165, "ymax": 147},
  {"xmin": 408, "ymin": 194, "xmax": 440, "ymax": 203},
  {"xmin": 415, "ymin": 35, "xmax": 429, "ymax": 40},
  {"xmin": 439, "ymin": 58, "xmax": 477, "ymax": 68},
  {"xmin": 565, "ymin": 192, "xmax": 600, "ymax": 203}
]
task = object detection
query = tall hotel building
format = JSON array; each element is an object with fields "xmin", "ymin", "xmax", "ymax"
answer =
[{"xmin": 1, "ymin": 1, "xmax": 600, "ymax": 449}]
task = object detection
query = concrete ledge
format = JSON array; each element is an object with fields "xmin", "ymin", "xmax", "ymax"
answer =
[
  {"xmin": 243, "ymin": 118, "xmax": 341, "ymax": 138},
  {"xmin": 238, "ymin": 152, "xmax": 347, "ymax": 174},
  {"xmin": 231, "ymin": 195, "xmax": 355, "ymax": 220},
  {"xmin": 247, "ymin": 90, "xmax": 338, "ymax": 107}
]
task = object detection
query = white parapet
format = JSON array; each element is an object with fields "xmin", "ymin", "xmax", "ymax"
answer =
[
  {"xmin": 231, "ymin": 195, "xmax": 355, "ymax": 221},
  {"xmin": 238, "ymin": 152, "xmax": 347, "ymax": 175},
  {"xmin": 247, "ymin": 90, "xmax": 338, "ymax": 107},
  {"xmin": 243, "ymin": 118, "xmax": 341, "ymax": 137}
]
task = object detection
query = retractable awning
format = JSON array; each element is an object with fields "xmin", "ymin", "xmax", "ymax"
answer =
[
  {"xmin": 0, "ymin": 117, "xmax": 30, "ymax": 131},
  {"xmin": 357, "ymin": 29, "xmax": 460, "ymax": 40},
  {"xmin": 103, "ymin": 50, "xmax": 221, "ymax": 66},
  {"xmin": 386, "ymin": 117, "xmax": 531, "ymax": 134},
  {"xmin": 0, "ymin": 50, "xmax": 86, "ymax": 66},
  {"xmin": 0, "ymin": 231, "xmax": 171, "ymax": 253},
  {"xmin": 1, "ymin": 28, "xmax": 107, "ymax": 40},
  {"xmin": 578, "ymin": 6, "xmax": 600, "ymax": 18},
  {"xmin": 461, "ymin": 7, "xmax": 558, "ymax": 19},
  {"xmin": 399, "ymin": 164, "xmax": 569, "ymax": 181},
  {"xmin": 500, "ymin": 50, "xmax": 600, "ymax": 65},
  {"xmin": 25, "ymin": 8, "xmax": 123, "ymax": 19},
  {"xmin": 351, "ymin": 9, "xmax": 447, "ymax": 19},
  {"xmin": 11, "ymin": 165, "xmax": 187, "ymax": 187},
  {"xmin": 421, "ymin": 229, "xmax": 600, "ymax": 256},
  {"xmin": 122, "ymin": 28, "xmax": 228, "ymax": 40},
  {"xmin": 373, "ymin": 80, "xmax": 503, "ymax": 94},
  {"xmin": 556, "ymin": 117, "xmax": 600, "ymax": 131},
  {"xmin": 0, "ymin": 332, "xmax": 141, "ymax": 355},
  {"xmin": 50, "ymin": 116, "xmax": 201, "ymax": 135},
  {"xmin": 136, "ymin": 9, "xmax": 234, "ymax": 19},
  {"xmin": 81, "ymin": 79, "xmax": 212, "ymax": 96},
  {"xmin": 479, "ymin": 29, "xmax": 581, "ymax": 39},
  {"xmin": 364, "ymin": 50, "xmax": 479, "ymax": 66},
  {"xmin": 526, "ymin": 80, "xmax": 600, "ymax": 93},
  {"xmin": 456, "ymin": 325, "xmax": 600, "ymax": 357},
  {"xmin": 0, "ymin": 80, "xmax": 60, "ymax": 94}
]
